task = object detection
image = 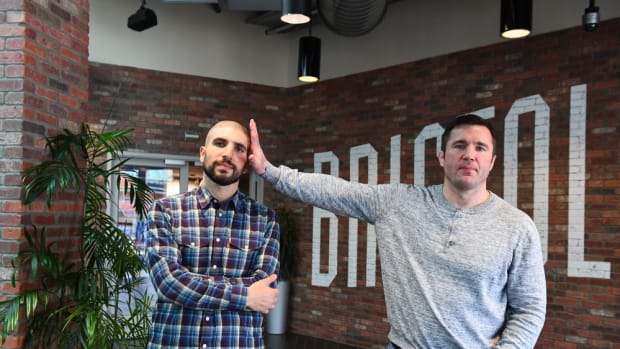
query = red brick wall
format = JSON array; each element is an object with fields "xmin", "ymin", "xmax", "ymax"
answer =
[
  {"xmin": 92, "ymin": 18, "xmax": 620, "ymax": 349},
  {"xmin": 0, "ymin": 1, "xmax": 89, "ymax": 347},
  {"xmin": 87, "ymin": 63, "xmax": 287, "ymax": 157}
]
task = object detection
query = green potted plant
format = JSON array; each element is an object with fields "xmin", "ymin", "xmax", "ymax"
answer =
[
  {"xmin": 266, "ymin": 207, "xmax": 299, "ymax": 334},
  {"xmin": 0, "ymin": 124, "xmax": 154, "ymax": 348}
]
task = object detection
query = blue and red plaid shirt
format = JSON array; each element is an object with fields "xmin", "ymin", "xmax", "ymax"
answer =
[{"xmin": 145, "ymin": 186, "xmax": 280, "ymax": 349}]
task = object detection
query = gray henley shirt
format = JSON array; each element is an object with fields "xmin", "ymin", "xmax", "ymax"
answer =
[{"xmin": 264, "ymin": 164, "xmax": 546, "ymax": 349}]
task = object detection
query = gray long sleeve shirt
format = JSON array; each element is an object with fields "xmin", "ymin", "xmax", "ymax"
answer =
[{"xmin": 264, "ymin": 164, "xmax": 546, "ymax": 349}]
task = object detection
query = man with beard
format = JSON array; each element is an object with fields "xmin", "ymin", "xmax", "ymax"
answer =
[{"xmin": 145, "ymin": 120, "xmax": 280, "ymax": 349}]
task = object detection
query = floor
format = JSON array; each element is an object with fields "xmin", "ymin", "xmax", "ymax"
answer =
[{"xmin": 264, "ymin": 332, "xmax": 364, "ymax": 349}]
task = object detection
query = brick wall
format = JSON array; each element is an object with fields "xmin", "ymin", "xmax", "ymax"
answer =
[
  {"xmin": 91, "ymin": 19, "xmax": 620, "ymax": 349},
  {"xmin": 88, "ymin": 63, "xmax": 287, "ymax": 157},
  {"xmin": 0, "ymin": 1, "xmax": 89, "ymax": 347}
]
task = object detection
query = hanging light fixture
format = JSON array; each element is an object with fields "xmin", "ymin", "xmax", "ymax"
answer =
[
  {"xmin": 500, "ymin": 0, "xmax": 532, "ymax": 39},
  {"xmin": 298, "ymin": 21, "xmax": 321, "ymax": 83},
  {"xmin": 582, "ymin": 0, "xmax": 600, "ymax": 31},
  {"xmin": 281, "ymin": 0, "xmax": 311, "ymax": 24},
  {"xmin": 128, "ymin": 0, "xmax": 157, "ymax": 32}
]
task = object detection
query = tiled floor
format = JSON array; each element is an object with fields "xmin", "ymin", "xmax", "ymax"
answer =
[{"xmin": 264, "ymin": 332, "xmax": 364, "ymax": 349}]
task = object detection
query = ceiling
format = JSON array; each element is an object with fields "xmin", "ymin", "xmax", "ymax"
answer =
[{"xmin": 160, "ymin": 0, "xmax": 401, "ymax": 35}]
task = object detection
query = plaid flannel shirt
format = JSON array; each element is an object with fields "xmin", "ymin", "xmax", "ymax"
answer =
[{"xmin": 145, "ymin": 186, "xmax": 280, "ymax": 349}]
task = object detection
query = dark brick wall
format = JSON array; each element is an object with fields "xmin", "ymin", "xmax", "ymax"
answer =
[{"xmin": 88, "ymin": 63, "xmax": 288, "ymax": 159}]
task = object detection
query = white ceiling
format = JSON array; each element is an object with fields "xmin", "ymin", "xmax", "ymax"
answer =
[{"xmin": 90, "ymin": 0, "xmax": 620, "ymax": 87}]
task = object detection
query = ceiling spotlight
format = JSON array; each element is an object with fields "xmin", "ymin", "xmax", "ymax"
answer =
[
  {"xmin": 281, "ymin": 0, "xmax": 311, "ymax": 24},
  {"xmin": 500, "ymin": 0, "xmax": 532, "ymax": 39},
  {"xmin": 128, "ymin": 0, "xmax": 158, "ymax": 32},
  {"xmin": 582, "ymin": 0, "xmax": 600, "ymax": 32}
]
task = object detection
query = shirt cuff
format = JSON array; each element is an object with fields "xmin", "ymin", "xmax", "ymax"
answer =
[{"xmin": 263, "ymin": 163, "xmax": 281, "ymax": 184}]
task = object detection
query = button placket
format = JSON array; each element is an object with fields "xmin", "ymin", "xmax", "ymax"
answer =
[
  {"xmin": 444, "ymin": 210, "xmax": 461, "ymax": 251},
  {"xmin": 210, "ymin": 198, "xmax": 226, "ymax": 273}
]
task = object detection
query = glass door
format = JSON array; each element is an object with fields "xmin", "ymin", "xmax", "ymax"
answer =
[
  {"xmin": 111, "ymin": 154, "xmax": 203, "ymax": 258},
  {"xmin": 110, "ymin": 152, "xmax": 263, "ymax": 257}
]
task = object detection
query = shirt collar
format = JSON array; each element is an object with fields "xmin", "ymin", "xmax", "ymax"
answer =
[
  {"xmin": 196, "ymin": 185, "xmax": 241, "ymax": 211},
  {"xmin": 434, "ymin": 184, "xmax": 496, "ymax": 214}
]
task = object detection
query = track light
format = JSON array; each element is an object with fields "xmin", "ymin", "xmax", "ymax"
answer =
[
  {"xmin": 500, "ymin": 0, "xmax": 532, "ymax": 39},
  {"xmin": 128, "ymin": 0, "xmax": 157, "ymax": 32},
  {"xmin": 582, "ymin": 0, "xmax": 600, "ymax": 32},
  {"xmin": 281, "ymin": 0, "xmax": 311, "ymax": 24},
  {"xmin": 297, "ymin": 21, "xmax": 321, "ymax": 83}
]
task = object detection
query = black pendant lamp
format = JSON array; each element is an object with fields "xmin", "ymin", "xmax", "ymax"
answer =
[
  {"xmin": 281, "ymin": 0, "xmax": 311, "ymax": 24},
  {"xmin": 298, "ymin": 22, "xmax": 321, "ymax": 83},
  {"xmin": 500, "ymin": 0, "xmax": 532, "ymax": 39}
]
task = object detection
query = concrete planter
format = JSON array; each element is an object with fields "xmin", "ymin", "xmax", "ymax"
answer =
[{"xmin": 265, "ymin": 280, "xmax": 291, "ymax": 334}]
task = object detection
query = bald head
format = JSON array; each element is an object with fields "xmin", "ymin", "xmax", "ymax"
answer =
[{"xmin": 205, "ymin": 120, "xmax": 250, "ymax": 146}]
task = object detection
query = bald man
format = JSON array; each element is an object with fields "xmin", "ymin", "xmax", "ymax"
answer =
[{"xmin": 145, "ymin": 120, "xmax": 280, "ymax": 349}]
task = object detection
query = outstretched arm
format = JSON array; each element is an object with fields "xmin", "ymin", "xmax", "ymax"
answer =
[
  {"xmin": 249, "ymin": 119, "xmax": 382, "ymax": 224},
  {"xmin": 248, "ymin": 119, "xmax": 271, "ymax": 175}
]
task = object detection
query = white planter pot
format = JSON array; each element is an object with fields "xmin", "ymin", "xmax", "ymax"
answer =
[{"xmin": 265, "ymin": 280, "xmax": 290, "ymax": 334}]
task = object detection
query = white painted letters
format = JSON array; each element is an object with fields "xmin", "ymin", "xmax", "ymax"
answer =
[
  {"xmin": 347, "ymin": 144, "xmax": 378, "ymax": 287},
  {"xmin": 503, "ymin": 95, "xmax": 550, "ymax": 263},
  {"xmin": 310, "ymin": 83, "xmax": 610, "ymax": 287},
  {"xmin": 311, "ymin": 152, "xmax": 339, "ymax": 286},
  {"xmin": 567, "ymin": 84, "xmax": 611, "ymax": 279}
]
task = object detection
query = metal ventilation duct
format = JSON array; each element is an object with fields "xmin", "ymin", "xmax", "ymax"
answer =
[{"xmin": 317, "ymin": 0, "xmax": 388, "ymax": 36}]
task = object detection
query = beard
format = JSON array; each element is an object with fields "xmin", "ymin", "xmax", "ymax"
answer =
[{"xmin": 203, "ymin": 160, "xmax": 243, "ymax": 186}]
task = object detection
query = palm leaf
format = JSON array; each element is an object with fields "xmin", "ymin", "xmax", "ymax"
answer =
[
  {"xmin": 0, "ymin": 123, "xmax": 154, "ymax": 347},
  {"xmin": 22, "ymin": 160, "xmax": 82, "ymax": 206}
]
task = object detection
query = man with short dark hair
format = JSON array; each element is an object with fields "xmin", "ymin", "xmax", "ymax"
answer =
[{"xmin": 248, "ymin": 115, "xmax": 546, "ymax": 349}]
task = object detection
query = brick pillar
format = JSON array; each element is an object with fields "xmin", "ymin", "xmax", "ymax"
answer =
[{"xmin": 0, "ymin": 1, "xmax": 89, "ymax": 347}]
